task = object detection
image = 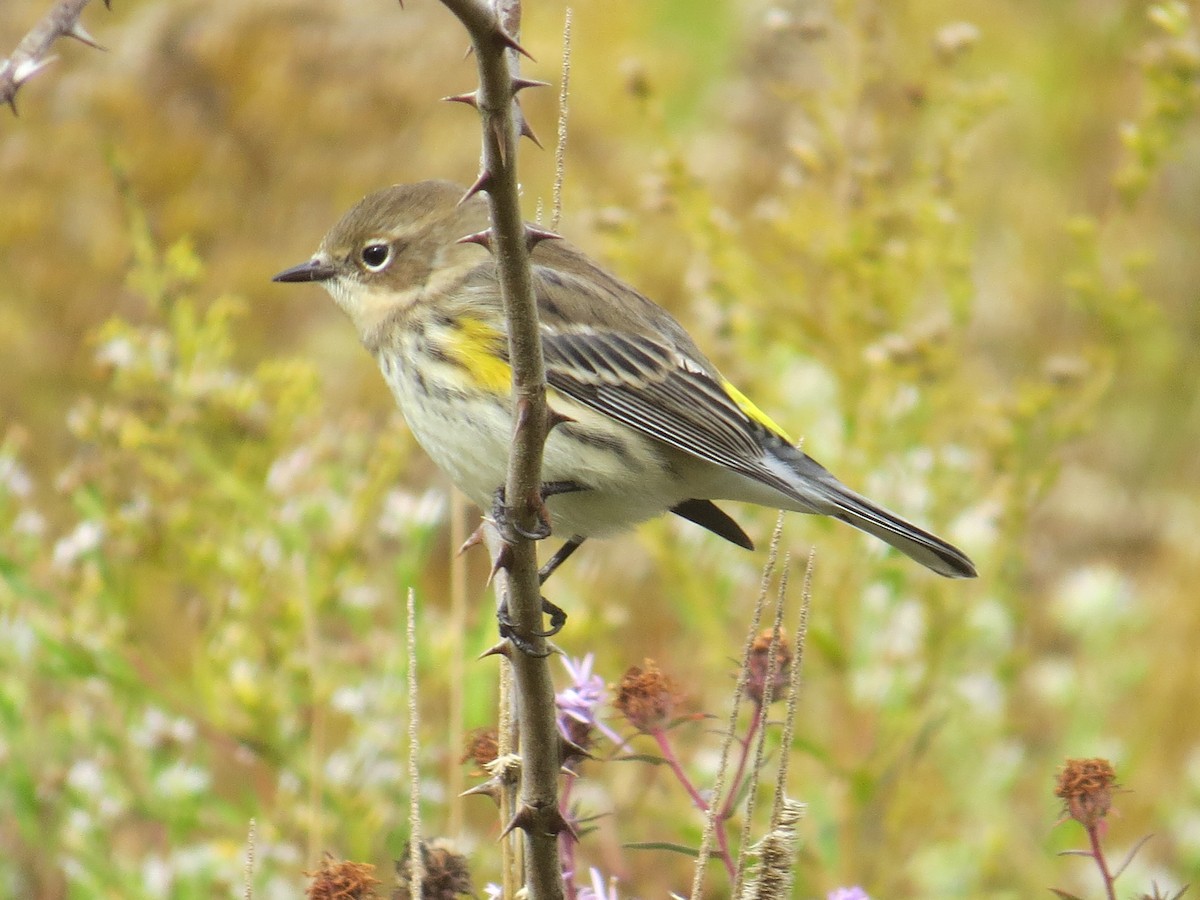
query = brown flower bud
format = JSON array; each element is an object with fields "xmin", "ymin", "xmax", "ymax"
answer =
[
  {"xmin": 394, "ymin": 840, "xmax": 473, "ymax": 900},
  {"xmin": 305, "ymin": 854, "xmax": 380, "ymax": 900},
  {"xmin": 1055, "ymin": 757, "xmax": 1118, "ymax": 829},
  {"xmin": 460, "ymin": 726, "xmax": 499, "ymax": 773},
  {"xmin": 614, "ymin": 659, "xmax": 679, "ymax": 733},
  {"xmin": 745, "ymin": 627, "xmax": 792, "ymax": 706}
]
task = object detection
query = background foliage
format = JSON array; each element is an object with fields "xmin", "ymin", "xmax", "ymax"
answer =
[{"xmin": 1, "ymin": 0, "xmax": 1198, "ymax": 897}]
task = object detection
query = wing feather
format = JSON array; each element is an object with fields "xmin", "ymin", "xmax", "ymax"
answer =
[{"xmin": 541, "ymin": 326, "xmax": 794, "ymax": 494}]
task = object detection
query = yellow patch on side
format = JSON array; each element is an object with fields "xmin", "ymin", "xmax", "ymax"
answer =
[
  {"xmin": 444, "ymin": 317, "xmax": 512, "ymax": 393},
  {"xmin": 721, "ymin": 378, "xmax": 794, "ymax": 443}
]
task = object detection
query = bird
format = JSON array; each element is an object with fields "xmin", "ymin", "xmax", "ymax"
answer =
[{"xmin": 273, "ymin": 180, "xmax": 977, "ymax": 583}]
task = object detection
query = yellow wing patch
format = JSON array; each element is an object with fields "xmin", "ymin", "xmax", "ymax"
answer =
[
  {"xmin": 721, "ymin": 378, "xmax": 794, "ymax": 444},
  {"xmin": 443, "ymin": 317, "xmax": 512, "ymax": 392}
]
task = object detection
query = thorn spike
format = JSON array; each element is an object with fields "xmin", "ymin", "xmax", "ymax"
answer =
[
  {"xmin": 512, "ymin": 77, "xmax": 551, "ymax": 93},
  {"xmin": 478, "ymin": 641, "xmax": 512, "ymax": 660},
  {"xmin": 524, "ymin": 225, "xmax": 562, "ymax": 252},
  {"xmin": 459, "ymin": 779, "xmax": 503, "ymax": 803},
  {"xmin": 457, "ymin": 229, "xmax": 494, "ymax": 251},
  {"xmin": 496, "ymin": 29, "xmax": 536, "ymax": 61},
  {"xmin": 551, "ymin": 808, "xmax": 580, "ymax": 841},
  {"xmin": 442, "ymin": 90, "xmax": 479, "ymax": 108},
  {"xmin": 559, "ymin": 735, "xmax": 593, "ymax": 761},
  {"xmin": 545, "ymin": 407, "xmax": 574, "ymax": 432},
  {"xmin": 520, "ymin": 118, "xmax": 543, "ymax": 149},
  {"xmin": 490, "ymin": 118, "xmax": 508, "ymax": 168},
  {"xmin": 499, "ymin": 804, "xmax": 539, "ymax": 840},
  {"xmin": 489, "ymin": 542, "xmax": 514, "ymax": 580},
  {"xmin": 460, "ymin": 169, "xmax": 494, "ymax": 204},
  {"xmin": 457, "ymin": 524, "xmax": 486, "ymax": 557},
  {"xmin": 68, "ymin": 23, "xmax": 105, "ymax": 50}
]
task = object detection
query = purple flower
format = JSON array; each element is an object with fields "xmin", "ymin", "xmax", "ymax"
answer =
[
  {"xmin": 828, "ymin": 888, "xmax": 870, "ymax": 900},
  {"xmin": 577, "ymin": 867, "xmax": 619, "ymax": 900},
  {"xmin": 555, "ymin": 654, "xmax": 624, "ymax": 750}
]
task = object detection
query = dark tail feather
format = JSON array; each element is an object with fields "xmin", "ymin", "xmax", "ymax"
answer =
[
  {"xmin": 773, "ymin": 449, "xmax": 977, "ymax": 578},
  {"xmin": 823, "ymin": 483, "xmax": 977, "ymax": 578},
  {"xmin": 671, "ymin": 499, "xmax": 754, "ymax": 550}
]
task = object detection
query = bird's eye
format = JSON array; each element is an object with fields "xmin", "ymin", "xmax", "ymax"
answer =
[{"xmin": 361, "ymin": 242, "xmax": 391, "ymax": 271}]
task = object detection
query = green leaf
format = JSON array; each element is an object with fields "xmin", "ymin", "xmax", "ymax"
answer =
[
  {"xmin": 622, "ymin": 841, "xmax": 699, "ymax": 858},
  {"xmin": 612, "ymin": 753, "xmax": 668, "ymax": 765}
]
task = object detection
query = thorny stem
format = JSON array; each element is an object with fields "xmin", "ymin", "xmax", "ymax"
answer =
[
  {"xmin": 0, "ymin": 0, "xmax": 109, "ymax": 114},
  {"xmin": 435, "ymin": 1, "xmax": 563, "ymax": 897},
  {"xmin": 651, "ymin": 728, "xmax": 735, "ymax": 879}
]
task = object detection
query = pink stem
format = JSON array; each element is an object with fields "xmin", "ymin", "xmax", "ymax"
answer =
[
  {"xmin": 651, "ymin": 728, "xmax": 735, "ymax": 879},
  {"xmin": 1087, "ymin": 824, "xmax": 1117, "ymax": 900},
  {"xmin": 718, "ymin": 703, "xmax": 762, "ymax": 821}
]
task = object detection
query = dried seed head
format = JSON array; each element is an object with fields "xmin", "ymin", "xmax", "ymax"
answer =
[
  {"xmin": 305, "ymin": 854, "xmax": 380, "ymax": 900},
  {"xmin": 614, "ymin": 659, "xmax": 679, "ymax": 733},
  {"xmin": 461, "ymin": 726, "xmax": 499, "ymax": 773},
  {"xmin": 745, "ymin": 627, "xmax": 792, "ymax": 706},
  {"xmin": 1055, "ymin": 757, "xmax": 1118, "ymax": 829},
  {"xmin": 394, "ymin": 840, "xmax": 474, "ymax": 899}
]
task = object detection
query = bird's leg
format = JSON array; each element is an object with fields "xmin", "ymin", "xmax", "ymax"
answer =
[
  {"xmin": 539, "ymin": 535, "xmax": 586, "ymax": 585},
  {"xmin": 531, "ymin": 595, "xmax": 568, "ymax": 638},
  {"xmin": 490, "ymin": 480, "xmax": 586, "ymax": 542},
  {"xmin": 495, "ymin": 593, "xmax": 566, "ymax": 657},
  {"xmin": 490, "ymin": 482, "xmax": 584, "ymax": 654}
]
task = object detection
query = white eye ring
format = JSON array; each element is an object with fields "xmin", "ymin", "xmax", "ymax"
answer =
[{"xmin": 361, "ymin": 242, "xmax": 392, "ymax": 271}]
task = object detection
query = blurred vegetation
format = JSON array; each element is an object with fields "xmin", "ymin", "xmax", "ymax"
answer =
[{"xmin": 1, "ymin": 0, "xmax": 1198, "ymax": 897}]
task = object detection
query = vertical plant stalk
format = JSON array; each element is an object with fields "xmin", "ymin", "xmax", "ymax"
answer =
[
  {"xmin": 489, "ymin": 579, "xmax": 523, "ymax": 899},
  {"xmin": 732, "ymin": 560, "xmax": 790, "ymax": 898},
  {"xmin": 300, "ymin": 579, "xmax": 325, "ymax": 864},
  {"xmin": 689, "ymin": 515, "xmax": 786, "ymax": 900},
  {"xmin": 447, "ymin": 493, "xmax": 468, "ymax": 838},
  {"xmin": 406, "ymin": 588, "xmax": 425, "ymax": 900},
  {"xmin": 244, "ymin": 818, "xmax": 255, "ymax": 900},
  {"xmin": 435, "ymin": 1, "xmax": 565, "ymax": 897},
  {"xmin": 770, "ymin": 550, "xmax": 812, "ymax": 824},
  {"xmin": 551, "ymin": 8, "xmax": 572, "ymax": 232}
]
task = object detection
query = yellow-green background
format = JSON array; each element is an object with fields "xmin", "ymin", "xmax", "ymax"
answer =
[{"xmin": 1, "ymin": 0, "xmax": 1198, "ymax": 897}]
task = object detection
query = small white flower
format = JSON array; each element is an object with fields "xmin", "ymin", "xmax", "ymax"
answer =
[
  {"xmin": 52, "ymin": 521, "xmax": 104, "ymax": 569},
  {"xmin": 1053, "ymin": 565, "xmax": 1134, "ymax": 627},
  {"xmin": 934, "ymin": 21, "xmax": 981, "ymax": 58},
  {"xmin": 0, "ymin": 455, "xmax": 32, "ymax": 497},
  {"xmin": 94, "ymin": 335, "xmax": 137, "ymax": 370},
  {"xmin": 324, "ymin": 751, "xmax": 354, "ymax": 786},
  {"xmin": 955, "ymin": 672, "xmax": 1004, "ymax": 718},
  {"xmin": 14, "ymin": 509, "xmax": 46, "ymax": 537},
  {"xmin": 331, "ymin": 685, "xmax": 368, "ymax": 716},
  {"xmin": 66, "ymin": 758, "xmax": 105, "ymax": 795},
  {"xmin": 153, "ymin": 761, "xmax": 211, "ymax": 799},
  {"xmin": 266, "ymin": 447, "xmax": 315, "ymax": 495},
  {"xmin": 142, "ymin": 855, "xmax": 173, "ymax": 895},
  {"xmin": 341, "ymin": 583, "xmax": 380, "ymax": 611},
  {"xmin": 378, "ymin": 487, "xmax": 446, "ymax": 536}
]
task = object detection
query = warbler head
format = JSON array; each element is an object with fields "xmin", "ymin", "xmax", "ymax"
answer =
[{"xmin": 272, "ymin": 180, "xmax": 488, "ymax": 338}]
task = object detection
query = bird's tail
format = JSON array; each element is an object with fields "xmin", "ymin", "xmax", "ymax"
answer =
[{"xmin": 776, "ymin": 450, "xmax": 977, "ymax": 579}]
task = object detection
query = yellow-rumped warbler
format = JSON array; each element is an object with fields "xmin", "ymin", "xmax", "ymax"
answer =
[{"xmin": 274, "ymin": 180, "xmax": 976, "ymax": 580}]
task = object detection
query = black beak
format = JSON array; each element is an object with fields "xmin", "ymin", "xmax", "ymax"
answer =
[{"xmin": 272, "ymin": 258, "xmax": 336, "ymax": 283}]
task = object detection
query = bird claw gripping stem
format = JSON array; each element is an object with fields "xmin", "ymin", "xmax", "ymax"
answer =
[
  {"xmin": 496, "ymin": 594, "xmax": 568, "ymax": 657},
  {"xmin": 489, "ymin": 480, "xmax": 585, "ymax": 544}
]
